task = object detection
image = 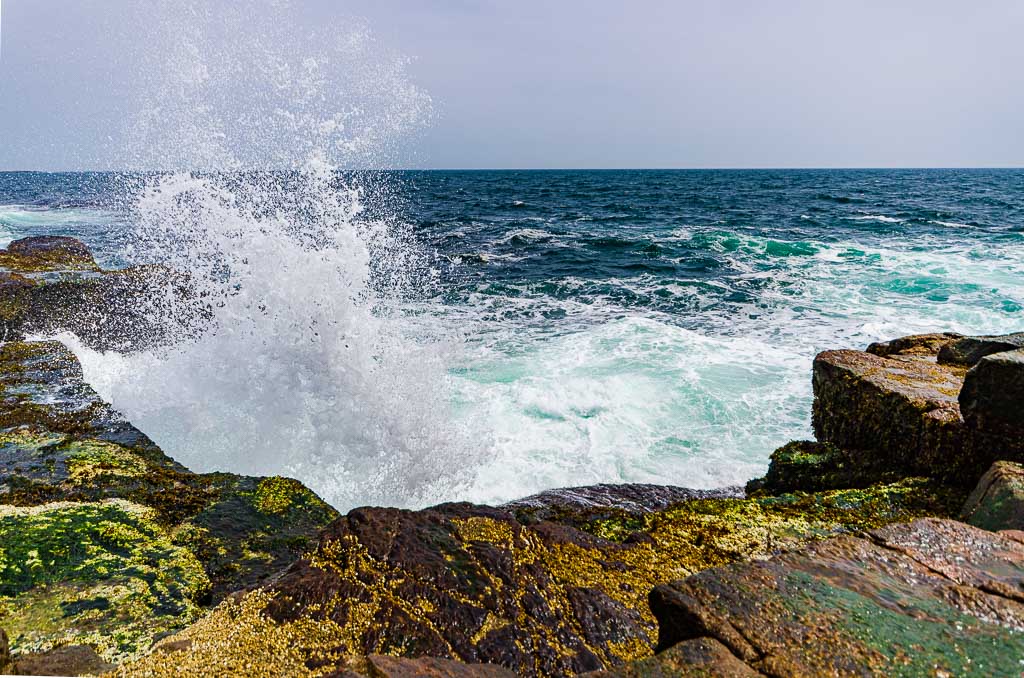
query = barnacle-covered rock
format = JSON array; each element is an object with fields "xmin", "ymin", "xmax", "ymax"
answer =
[{"xmin": 118, "ymin": 477, "xmax": 957, "ymax": 677}]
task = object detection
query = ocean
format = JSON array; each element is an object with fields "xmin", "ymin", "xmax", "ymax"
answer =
[{"xmin": 1, "ymin": 168, "xmax": 1022, "ymax": 509}]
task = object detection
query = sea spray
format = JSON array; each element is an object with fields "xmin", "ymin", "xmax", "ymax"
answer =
[{"xmin": 67, "ymin": 2, "xmax": 479, "ymax": 509}]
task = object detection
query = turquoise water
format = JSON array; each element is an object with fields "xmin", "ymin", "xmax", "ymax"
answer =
[{"xmin": 0, "ymin": 169, "xmax": 1022, "ymax": 506}]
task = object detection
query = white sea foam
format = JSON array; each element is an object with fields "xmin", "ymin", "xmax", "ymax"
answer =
[{"xmin": 851, "ymin": 214, "xmax": 905, "ymax": 223}]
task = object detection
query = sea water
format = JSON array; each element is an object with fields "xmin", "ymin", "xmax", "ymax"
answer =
[{"xmin": 1, "ymin": 168, "xmax": 1022, "ymax": 510}]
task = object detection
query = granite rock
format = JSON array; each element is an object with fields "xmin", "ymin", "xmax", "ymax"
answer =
[{"xmin": 650, "ymin": 518, "xmax": 1024, "ymax": 676}]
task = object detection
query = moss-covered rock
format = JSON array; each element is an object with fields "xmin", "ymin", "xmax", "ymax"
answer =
[
  {"xmin": 119, "ymin": 477, "xmax": 958, "ymax": 677},
  {"xmin": 746, "ymin": 440, "xmax": 910, "ymax": 495},
  {"xmin": 0, "ymin": 340, "xmax": 338, "ymax": 663},
  {"xmin": 0, "ymin": 500, "xmax": 208, "ymax": 662}
]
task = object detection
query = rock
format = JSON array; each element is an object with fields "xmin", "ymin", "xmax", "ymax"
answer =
[
  {"xmin": 938, "ymin": 332, "xmax": 1024, "ymax": 366},
  {"xmin": 959, "ymin": 349, "xmax": 1024, "ymax": 465},
  {"xmin": 0, "ymin": 340, "xmax": 338, "ymax": 662},
  {"xmin": 117, "ymin": 476, "xmax": 958, "ymax": 676},
  {"xmin": 961, "ymin": 461, "xmax": 1024, "ymax": 531},
  {"xmin": 0, "ymin": 236, "xmax": 98, "ymax": 272},
  {"xmin": 650, "ymin": 518, "xmax": 1024, "ymax": 676},
  {"xmin": 581, "ymin": 637, "xmax": 758, "ymax": 677},
  {"xmin": 747, "ymin": 440, "xmax": 904, "ymax": 495},
  {"xmin": 13, "ymin": 643, "xmax": 115, "ymax": 676},
  {"xmin": 866, "ymin": 331, "xmax": 961, "ymax": 358},
  {"xmin": 503, "ymin": 483, "xmax": 744, "ymax": 528},
  {"xmin": 812, "ymin": 348, "xmax": 968, "ymax": 482},
  {"xmin": 0, "ymin": 237, "xmax": 202, "ymax": 351},
  {"xmin": 354, "ymin": 655, "xmax": 518, "ymax": 677}
]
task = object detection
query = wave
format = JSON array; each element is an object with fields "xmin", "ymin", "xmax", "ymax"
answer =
[{"xmin": 850, "ymin": 214, "xmax": 905, "ymax": 224}]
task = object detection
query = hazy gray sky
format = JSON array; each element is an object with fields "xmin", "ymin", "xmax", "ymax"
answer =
[{"xmin": 2, "ymin": 0, "xmax": 1023, "ymax": 169}]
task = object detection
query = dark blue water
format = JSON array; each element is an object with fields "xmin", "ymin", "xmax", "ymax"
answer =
[{"xmin": 1, "ymin": 169, "xmax": 1022, "ymax": 503}]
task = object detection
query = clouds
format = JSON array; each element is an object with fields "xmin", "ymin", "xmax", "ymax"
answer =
[{"xmin": 1, "ymin": 0, "xmax": 1021, "ymax": 169}]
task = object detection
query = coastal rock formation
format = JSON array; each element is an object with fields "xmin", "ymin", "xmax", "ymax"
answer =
[
  {"xmin": 811, "ymin": 347, "xmax": 966, "ymax": 480},
  {"xmin": 0, "ymin": 236, "xmax": 193, "ymax": 350},
  {"xmin": 649, "ymin": 518, "xmax": 1024, "ymax": 676},
  {"xmin": 0, "ymin": 340, "xmax": 337, "ymax": 662},
  {"xmin": 111, "ymin": 478, "xmax": 958, "ymax": 677},
  {"xmin": 0, "ymin": 251, "xmax": 1019, "ymax": 678},
  {"xmin": 762, "ymin": 331, "xmax": 1024, "ymax": 490}
]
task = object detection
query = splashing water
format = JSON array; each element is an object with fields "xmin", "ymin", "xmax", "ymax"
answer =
[{"xmin": 66, "ymin": 2, "xmax": 481, "ymax": 509}]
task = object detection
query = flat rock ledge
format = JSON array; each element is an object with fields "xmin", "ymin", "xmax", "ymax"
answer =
[{"xmin": 648, "ymin": 518, "xmax": 1024, "ymax": 676}]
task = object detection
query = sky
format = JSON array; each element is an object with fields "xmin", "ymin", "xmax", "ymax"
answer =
[{"xmin": 1, "ymin": 0, "xmax": 1023, "ymax": 170}]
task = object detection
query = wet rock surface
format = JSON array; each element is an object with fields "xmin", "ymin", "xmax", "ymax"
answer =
[
  {"xmin": 0, "ymin": 236, "xmax": 194, "ymax": 350},
  {"xmin": 650, "ymin": 518, "xmax": 1024, "ymax": 676},
  {"xmin": 503, "ymin": 483, "xmax": 745, "ymax": 528},
  {"xmin": 115, "ymin": 478, "xmax": 953, "ymax": 677}
]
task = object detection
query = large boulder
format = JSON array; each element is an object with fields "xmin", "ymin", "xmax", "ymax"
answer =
[
  {"xmin": 650, "ymin": 518, "xmax": 1024, "ymax": 676},
  {"xmin": 961, "ymin": 461, "xmax": 1024, "ymax": 532},
  {"xmin": 0, "ymin": 341, "xmax": 338, "ymax": 663},
  {"xmin": 812, "ymin": 348, "xmax": 967, "ymax": 481},
  {"xmin": 959, "ymin": 349, "xmax": 1024, "ymax": 464}
]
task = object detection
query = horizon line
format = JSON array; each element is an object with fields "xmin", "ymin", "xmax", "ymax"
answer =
[{"xmin": 1, "ymin": 165, "xmax": 1023, "ymax": 173}]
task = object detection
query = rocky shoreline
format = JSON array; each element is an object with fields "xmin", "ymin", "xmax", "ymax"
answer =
[{"xmin": 1, "ymin": 236, "xmax": 1022, "ymax": 676}]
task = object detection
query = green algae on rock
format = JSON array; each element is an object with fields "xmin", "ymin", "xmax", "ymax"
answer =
[
  {"xmin": 745, "ymin": 440, "xmax": 909, "ymax": 496},
  {"xmin": 0, "ymin": 500, "xmax": 209, "ymax": 662},
  {"xmin": 0, "ymin": 340, "xmax": 338, "ymax": 663}
]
